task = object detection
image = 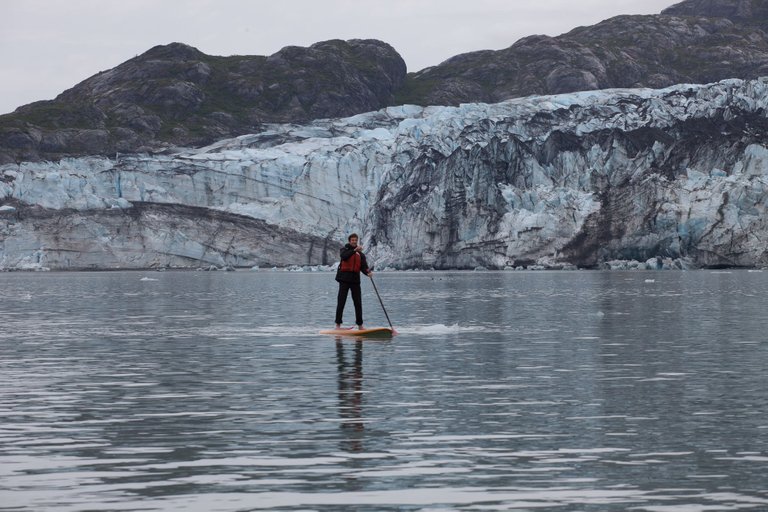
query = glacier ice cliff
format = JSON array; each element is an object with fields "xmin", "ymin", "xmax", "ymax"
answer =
[{"xmin": 2, "ymin": 78, "xmax": 768, "ymax": 270}]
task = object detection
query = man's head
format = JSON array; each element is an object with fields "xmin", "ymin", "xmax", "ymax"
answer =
[{"xmin": 348, "ymin": 233, "xmax": 359, "ymax": 246}]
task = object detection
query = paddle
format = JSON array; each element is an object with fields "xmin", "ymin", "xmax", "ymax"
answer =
[{"xmin": 369, "ymin": 275, "xmax": 396, "ymax": 334}]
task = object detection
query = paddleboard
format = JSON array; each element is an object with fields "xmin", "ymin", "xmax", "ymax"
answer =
[{"xmin": 319, "ymin": 327, "xmax": 395, "ymax": 338}]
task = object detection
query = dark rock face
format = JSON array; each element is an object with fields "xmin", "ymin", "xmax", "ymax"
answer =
[
  {"xmin": 663, "ymin": 0, "xmax": 768, "ymax": 30},
  {"xmin": 397, "ymin": 3, "xmax": 768, "ymax": 105},
  {"xmin": 0, "ymin": 40, "xmax": 406, "ymax": 163}
]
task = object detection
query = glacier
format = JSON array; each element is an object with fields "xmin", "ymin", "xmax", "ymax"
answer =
[{"xmin": 1, "ymin": 78, "xmax": 768, "ymax": 270}]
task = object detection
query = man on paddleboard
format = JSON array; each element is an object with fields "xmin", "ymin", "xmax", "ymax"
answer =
[{"xmin": 335, "ymin": 233, "xmax": 373, "ymax": 330}]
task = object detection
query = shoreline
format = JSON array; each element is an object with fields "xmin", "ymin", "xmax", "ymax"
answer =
[{"xmin": 1, "ymin": 265, "xmax": 765, "ymax": 274}]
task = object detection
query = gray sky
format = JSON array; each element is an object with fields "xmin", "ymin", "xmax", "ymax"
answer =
[{"xmin": 1, "ymin": 0, "xmax": 675, "ymax": 115}]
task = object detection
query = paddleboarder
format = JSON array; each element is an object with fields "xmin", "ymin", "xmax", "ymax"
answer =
[{"xmin": 335, "ymin": 233, "xmax": 373, "ymax": 330}]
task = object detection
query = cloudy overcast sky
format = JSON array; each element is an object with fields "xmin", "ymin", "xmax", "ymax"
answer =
[{"xmin": 1, "ymin": 0, "xmax": 676, "ymax": 115}]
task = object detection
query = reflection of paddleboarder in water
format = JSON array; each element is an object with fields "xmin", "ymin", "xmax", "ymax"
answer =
[
  {"xmin": 336, "ymin": 340, "xmax": 364, "ymax": 452},
  {"xmin": 335, "ymin": 234, "xmax": 373, "ymax": 330}
]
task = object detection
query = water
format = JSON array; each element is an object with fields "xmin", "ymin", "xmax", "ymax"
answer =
[{"xmin": 1, "ymin": 270, "xmax": 768, "ymax": 511}]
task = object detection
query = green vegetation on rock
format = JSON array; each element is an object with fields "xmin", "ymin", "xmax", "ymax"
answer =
[{"xmin": 2, "ymin": 0, "xmax": 768, "ymax": 163}]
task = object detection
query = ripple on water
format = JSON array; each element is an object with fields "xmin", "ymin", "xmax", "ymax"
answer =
[{"xmin": 2, "ymin": 271, "xmax": 768, "ymax": 510}]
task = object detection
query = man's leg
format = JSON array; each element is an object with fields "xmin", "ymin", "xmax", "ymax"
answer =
[
  {"xmin": 335, "ymin": 282, "xmax": 350, "ymax": 327},
  {"xmin": 351, "ymin": 282, "xmax": 363, "ymax": 328}
]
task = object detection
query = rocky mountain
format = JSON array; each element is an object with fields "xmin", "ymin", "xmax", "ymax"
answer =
[
  {"xmin": 0, "ymin": 39, "xmax": 406, "ymax": 164},
  {"xmin": 2, "ymin": 78, "xmax": 767, "ymax": 270},
  {"xmin": 398, "ymin": 0, "xmax": 768, "ymax": 106},
  {"xmin": 3, "ymin": 0, "xmax": 768, "ymax": 164},
  {"xmin": 662, "ymin": 0, "xmax": 768, "ymax": 30}
]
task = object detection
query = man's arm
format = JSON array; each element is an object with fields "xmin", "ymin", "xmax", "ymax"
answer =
[{"xmin": 361, "ymin": 254, "xmax": 372, "ymax": 276}]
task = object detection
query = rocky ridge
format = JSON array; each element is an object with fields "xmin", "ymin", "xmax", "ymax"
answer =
[
  {"xmin": 3, "ymin": 0, "xmax": 768, "ymax": 163},
  {"xmin": 0, "ymin": 40, "xmax": 406, "ymax": 164},
  {"xmin": 662, "ymin": 0, "xmax": 768, "ymax": 30},
  {"xmin": 399, "ymin": 0, "xmax": 768, "ymax": 105}
]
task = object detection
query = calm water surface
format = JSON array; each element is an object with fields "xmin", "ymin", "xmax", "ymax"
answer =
[{"xmin": 1, "ymin": 270, "xmax": 768, "ymax": 511}]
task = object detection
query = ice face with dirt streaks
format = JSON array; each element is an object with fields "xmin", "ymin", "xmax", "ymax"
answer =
[{"xmin": 1, "ymin": 78, "xmax": 768, "ymax": 269}]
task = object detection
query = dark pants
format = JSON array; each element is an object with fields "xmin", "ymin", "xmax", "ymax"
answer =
[{"xmin": 336, "ymin": 281, "xmax": 363, "ymax": 326}]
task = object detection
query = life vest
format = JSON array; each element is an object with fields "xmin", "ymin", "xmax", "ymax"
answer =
[{"xmin": 340, "ymin": 252, "xmax": 362, "ymax": 273}]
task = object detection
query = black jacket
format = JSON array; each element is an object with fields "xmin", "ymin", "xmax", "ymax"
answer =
[{"xmin": 335, "ymin": 244, "xmax": 370, "ymax": 283}]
